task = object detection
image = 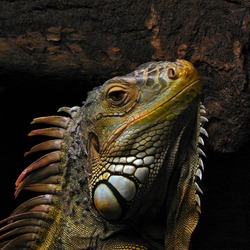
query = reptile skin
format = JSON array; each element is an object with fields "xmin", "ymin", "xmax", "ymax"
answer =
[{"xmin": 0, "ymin": 60, "xmax": 207, "ymax": 249}]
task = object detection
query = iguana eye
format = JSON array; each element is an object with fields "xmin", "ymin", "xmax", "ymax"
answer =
[
  {"xmin": 167, "ymin": 67, "xmax": 177, "ymax": 79},
  {"xmin": 107, "ymin": 87, "xmax": 128, "ymax": 106}
]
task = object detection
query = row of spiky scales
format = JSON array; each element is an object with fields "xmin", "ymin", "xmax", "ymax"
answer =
[
  {"xmin": 163, "ymin": 102, "xmax": 208, "ymax": 249},
  {"xmin": 194, "ymin": 104, "xmax": 208, "ymax": 212},
  {"xmin": 0, "ymin": 106, "xmax": 96, "ymax": 249}
]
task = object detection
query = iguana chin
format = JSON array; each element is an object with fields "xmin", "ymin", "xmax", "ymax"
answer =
[{"xmin": 0, "ymin": 59, "xmax": 207, "ymax": 250}]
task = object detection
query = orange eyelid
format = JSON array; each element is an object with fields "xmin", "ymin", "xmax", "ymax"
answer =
[
  {"xmin": 108, "ymin": 86, "xmax": 126, "ymax": 93},
  {"xmin": 106, "ymin": 84, "xmax": 129, "ymax": 96}
]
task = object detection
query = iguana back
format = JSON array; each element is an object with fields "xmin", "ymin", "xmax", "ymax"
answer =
[{"xmin": 0, "ymin": 60, "xmax": 207, "ymax": 249}]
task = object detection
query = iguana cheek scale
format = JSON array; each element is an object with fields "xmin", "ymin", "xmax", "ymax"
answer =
[{"xmin": 0, "ymin": 59, "xmax": 208, "ymax": 249}]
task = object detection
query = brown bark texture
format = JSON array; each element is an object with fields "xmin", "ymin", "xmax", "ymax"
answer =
[{"xmin": 0, "ymin": 1, "xmax": 249, "ymax": 250}]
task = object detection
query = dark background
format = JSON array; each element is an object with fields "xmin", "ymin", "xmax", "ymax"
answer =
[{"xmin": 0, "ymin": 1, "xmax": 250, "ymax": 249}]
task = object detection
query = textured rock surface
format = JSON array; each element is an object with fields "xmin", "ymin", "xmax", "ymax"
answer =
[{"xmin": 0, "ymin": 1, "xmax": 249, "ymax": 249}]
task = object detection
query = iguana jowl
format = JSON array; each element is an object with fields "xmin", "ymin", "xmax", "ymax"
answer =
[{"xmin": 0, "ymin": 60, "xmax": 208, "ymax": 249}]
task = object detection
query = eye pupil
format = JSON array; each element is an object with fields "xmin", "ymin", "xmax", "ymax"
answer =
[{"xmin": 109, "ymin": 91, "xmax": 124, "ymax": 101}]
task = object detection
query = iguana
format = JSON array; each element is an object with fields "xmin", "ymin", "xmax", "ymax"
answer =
[{"xmin": 0, "ymin": 59, "xmax": 207, "ymax": 250}]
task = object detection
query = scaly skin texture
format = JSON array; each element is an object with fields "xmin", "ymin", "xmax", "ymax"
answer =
[{"xmin": 0, "ymin": 60, "xmax": 207, "ymax": 249}]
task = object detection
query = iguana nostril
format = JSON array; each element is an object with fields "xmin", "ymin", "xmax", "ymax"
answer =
[{"xmin": 167, "ymin": 68, "xmax": 177, "ymax": 79}]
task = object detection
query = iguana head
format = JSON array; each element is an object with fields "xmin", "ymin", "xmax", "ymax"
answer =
[
  {"xmin": 0, "ymin": 59, "xmax": 206, "ymax": 249},
  {"xmin": 82, "ymin": 59, "xmax": 202, "ymax": 221}
]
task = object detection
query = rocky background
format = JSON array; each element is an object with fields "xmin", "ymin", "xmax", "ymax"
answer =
[{"xmin": 0, "ymin": 1, "xmax": 249, "ymax": 249}]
